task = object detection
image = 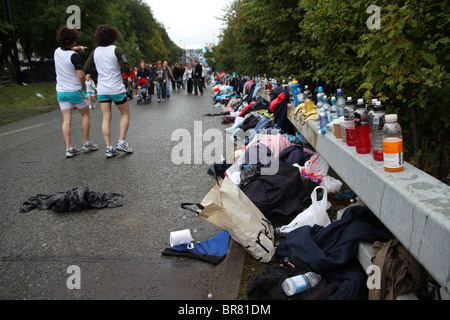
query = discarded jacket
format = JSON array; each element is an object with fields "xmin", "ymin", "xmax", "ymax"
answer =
[
  {"xmin": 20, "ymin": 186, "xmax": 124, "ymax": 213},
  {"xmin": 241, "ymin": 163, "xmax": 309, "ymax": 227},
  {"xmin": 162, "ymin": 230, "xmax": 230, "ymax": 265},
  {"xmin": 276, "ymin": 205, "xmax": 393, "ymax": 299},
  {"xmin": 369, "ymin": 239, "xmax": 428, "ymax": 300}
]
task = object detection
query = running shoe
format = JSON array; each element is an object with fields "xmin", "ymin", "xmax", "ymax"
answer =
[
  {"xmin": 116, "ymin": 141, "xmax": 134, "ymax": 153},
  {"xmin": 81, "ymin": 141, "xmax": 98, "ymax": 152},
  {"xmin": 105, "ymin": 147, "xmax": 119, "ymax": 158},
  {"xmin": 65, "ymin": 147, "xmax": 81, "ymax": 158}
]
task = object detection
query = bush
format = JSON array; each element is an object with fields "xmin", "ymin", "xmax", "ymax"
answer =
[{"xmin": 212, "ymin": 0, "xmax": 449, "ymax": 180}]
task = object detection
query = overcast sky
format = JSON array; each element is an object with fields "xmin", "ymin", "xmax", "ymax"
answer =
[{"xmin": 145, "ymin": 0, "xmax": 230, "ymax": 49}]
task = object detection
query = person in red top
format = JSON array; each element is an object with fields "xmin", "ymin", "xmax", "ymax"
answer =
[{"xmin": 123, "ymin": 68, "xmax": 136, "ymax": 99}]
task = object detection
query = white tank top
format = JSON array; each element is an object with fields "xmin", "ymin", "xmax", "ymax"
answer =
[
  {"xmin": 93, "ymin": 45, "xmax": 125, "ymax": 95},
  {"xmin": 54, "ymin": 48, "xmax": 82, "ymax": 92}
]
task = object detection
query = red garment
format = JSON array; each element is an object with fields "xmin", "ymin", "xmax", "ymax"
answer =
[
  {"xmin": 270, "ymin": 92, "xmax": 287, "ymax": 113},
  {"xmin": 239, "ymin": 102, "xmax": 256, "ymax": 117}
]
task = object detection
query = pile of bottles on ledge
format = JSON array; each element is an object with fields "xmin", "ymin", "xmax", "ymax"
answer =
[
  {"xmin": 244, "ymin": 75, "xmax": 404, "ymax": 172},
  {"xmin": 285, "ymin": 80, "xmax": 403, "ymax": 173}
]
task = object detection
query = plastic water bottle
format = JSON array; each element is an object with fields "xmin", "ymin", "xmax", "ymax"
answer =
[
  {"xmin": 336, "ymin": 88, "xmax": 346, "ymax": 118},
  {"xmin": 383, "ymin": 114, "xmax": 404, "ymax": 172},
  {"xmin": 354, "ymin": 98, "xmax": 371, "ymax": 154},
  {"xmin": 368, "ymin": 98, "xmax": 378, "ymax": 127},
  {"xmin": 282, "ymin": 272, "xmax": 322, "ymax": 296},
  {"xmin": 303, "ymin": 85, "xmax": 311, "ymax": 100},
  {"xmin": 291, "ymin": 79, "xmax": 302, "ymax": 106},
  {"xmin": 344, "ymin": 97, "xmax": 356, "ymax": 146},
  {"xmin": 316, "ymin": 95, "xmax": 323, "ymax": 110},
  {"xmin": 330, "ymin": 96, "xmax": 338, "ymax": 121},
  {"xmin": 319, "ymin": 105, "xmax": 328, "ymax": 131},
  {"xmin": 322, "ymin": 96, "xmax": 331, "ymax": 122},
  {"xmin": 273, "ymin": 79, "xmax": 278, "ymax": 88},
  {"xmin": 339, "ymin": 116, "xmax": 346, "ymax": 143},
  {"xmin": 317, "ymin": 86, "xmax": 325, "ymax": 103},
  {"xmin": 371, "ymin": 101, "xmax": 385, "ymax": 161}
]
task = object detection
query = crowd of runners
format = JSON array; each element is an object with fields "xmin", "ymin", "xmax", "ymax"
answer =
[{"xmin": 54, "ymin": 24, "xmax": 209, "ymax": 159}]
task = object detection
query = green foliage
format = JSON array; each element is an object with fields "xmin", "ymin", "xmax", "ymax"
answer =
[
  {"xmin": 212, "ymin": 0, "xmax": 449, "ymax": 179},
  {"xmin": 0, "ymin": 0, "xmax": 181, "ymax": 68}
]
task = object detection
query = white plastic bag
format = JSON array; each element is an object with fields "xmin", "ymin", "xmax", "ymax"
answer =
[
  {"xmin": 320, "ymin": 176, "xmax": 343, "ymax": 194},
  {"xmin": 279, "ymin": 186, "xmax": 331, "ymax": 234},
  {"xmin": 302, "ymin": 153, "xmax": 329, "ymax": 180}
]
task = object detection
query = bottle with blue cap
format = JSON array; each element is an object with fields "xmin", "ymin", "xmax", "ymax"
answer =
[
  {"xmin": 316, "ymin": 86, "xmax": 325, "ymax": 104},
  {"xmin": 336, "ymin": 88, "xmax": 346, "ymax": 118},
  {"xmin": 330, "ymin": 96, "xmax": 338, "ymax": 121},
  {"xmin": 322, "ymin": 95, "xmax": 331, "ymax": 122}
]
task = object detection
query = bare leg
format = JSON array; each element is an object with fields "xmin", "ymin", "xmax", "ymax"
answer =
[
  {"xmin": 116, "ymin": 101, "xmax": 130, "ymax": 141},
  {"xmin": 100, "ymin": 102, "xmax": 112, "ymax": 147},
  {"xmin": 61, "ymin": 108, "xmax": 73, "ymax": 149},
  {"xmin": 78, "ymin": 105, "xmax": 90, "ymax": 144}
]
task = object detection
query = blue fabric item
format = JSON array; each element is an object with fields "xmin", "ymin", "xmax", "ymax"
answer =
[
  {"xmin": 276, "ymin": 205, "xmax": 393, "ymax": 300},
  {"xmin": 162, "ymin": 231, "xmax": 230, "ymax": 265}
]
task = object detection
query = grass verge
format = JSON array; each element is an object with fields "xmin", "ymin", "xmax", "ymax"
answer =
[{"xmin": 0, "ymin": 82, "xmax": 59, "ymax": 125}]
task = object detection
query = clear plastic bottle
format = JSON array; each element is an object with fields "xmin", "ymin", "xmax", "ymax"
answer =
[
  {"xmin": 330, "ymin": 96, "xmax": 338, "ymax": 121},
  {"xmin": 303, "ymin": 85, "xmax": 311, "ymax": 100},
  {"xmin": 317, "ymin": 86, "xmax": 325, "ymax": 103},
  {"xmin": 322, "ymin": 96, "xmax": 331, "ymax": 122},
  {"xmin": 354, "ymin": 98, "xmax": 371, "ymax": 154},
  {"xmin": 339, "ymin": 116, "xmax": 346, "ymax": 143},
  {"xmin": 383, "ymin": 114, "xmax": 404, "ymax": 172},
  {"xmin": 316, "ymin": 95, "xmax": 323, "ymax": 110},
  {"xmin": 336, "ymin": 88, "xmax": 346, "ymax": 118},
  {"xmin": 319, "ymin": 105, "xmax": 328, "ymax": 131},
  {"xmin": 344, "ymin": 97, "xmax": 356, "ymax": 146},
  {"xmin": 282, "ymin": 272, "xmax": 322, "ymax": 296},
  {"xmin": 372, "ymin": 101, "xmax": 385, "ymax": 161}
]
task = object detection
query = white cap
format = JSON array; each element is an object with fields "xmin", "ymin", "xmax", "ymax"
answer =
[
  {"xmin": 385, "ymin": 114, "xmax": 398, "ymax": 122},
  {"xmin": 357, "ymin": 98, "xmax": 364, "ymax": 105}
]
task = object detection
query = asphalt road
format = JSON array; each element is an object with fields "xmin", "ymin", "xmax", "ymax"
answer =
[{"xmin": 0, "ymin": 86, "xmax": 245, "ymax": 300}]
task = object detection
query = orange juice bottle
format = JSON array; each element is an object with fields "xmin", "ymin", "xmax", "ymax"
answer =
[{"xmin": 382, "ymin": 114, "xmax": 404, "ymax": 172}]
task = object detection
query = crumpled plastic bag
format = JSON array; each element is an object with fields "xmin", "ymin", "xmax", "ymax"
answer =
[
  {"xmin": 296, "ymin": 153, "xmax": 343, "ymax": 193},
  {"xmin": 20, "ymin": 187, "xmax": 124, "ymax": 213},
  {"xmin": 278, "ymin": 186, "xmax": 331, "ymax": 234}
]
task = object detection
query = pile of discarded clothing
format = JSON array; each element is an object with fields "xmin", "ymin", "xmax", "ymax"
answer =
[{"xmin": 192, "ymin": 80, "xmax": 429, "ymax": 300}]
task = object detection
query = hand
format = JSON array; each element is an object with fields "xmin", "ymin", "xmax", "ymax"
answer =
[{"xmin": 74, "ymin": 46, "xmax": 87, "ymax": 52}]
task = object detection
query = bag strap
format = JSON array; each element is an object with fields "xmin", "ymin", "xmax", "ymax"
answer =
[{"xmin": 181, "ymin": 203, "xmax": 205, "ymax": 214}]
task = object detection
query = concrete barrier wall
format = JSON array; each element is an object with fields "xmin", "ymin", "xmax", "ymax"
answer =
[{"xmin": 287, "ymin": 104, "xmax": 450, "ymax": 294}]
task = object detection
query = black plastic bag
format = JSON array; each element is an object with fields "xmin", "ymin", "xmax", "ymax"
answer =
[{"xmin": 20, "ymin": 187, "xmax": 124, "ymax": 213}]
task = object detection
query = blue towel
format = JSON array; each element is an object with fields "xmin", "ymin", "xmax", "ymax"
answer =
[{"xmin": 162, "ymin": 231, "xmax": 230, "ymax": 265}]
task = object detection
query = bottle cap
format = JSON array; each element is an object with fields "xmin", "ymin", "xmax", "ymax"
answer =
[
  {"xmin": 373, "ymin": 101, "xmax": 384, "ymax": 111},
  {"xmin": 385, "ymin": 114, "xmax": 398, "ymax": 122},
  {"xmin": 318, "ymin": 86, "xmax": 323, "ymax": 93},
  {"xmin": 357, "ymin": 98, "xmax": 364, "ymax": 105}
]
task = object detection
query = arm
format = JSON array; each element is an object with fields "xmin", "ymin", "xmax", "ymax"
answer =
[
  {"xmin": 77, "ymin": 70, "xmax": 86, "ymax": 88},
  {"xmin": 71, "ymin": 53, "xmax": 86, "ymax": 88},
  {"xmin": 83, "ymin": 50, "xmax": 95, "ymax": 74},
  {"xmin": 115, "ymin": 47, "xmax": 130, "ymax": 74}
]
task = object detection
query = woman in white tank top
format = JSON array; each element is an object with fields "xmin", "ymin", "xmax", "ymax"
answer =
[{"xmin": 84, "ymin": 25, "xmax": 133, "ymax": 158}]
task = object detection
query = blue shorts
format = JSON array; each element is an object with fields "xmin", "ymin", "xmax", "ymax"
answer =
[
  {"xmin": 57, "ymin": 89, "xmax": 88, "ymax": 110},
  {"xmin": 98, "ymin": 93, "xmax": 127, "ymax": 105}
]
